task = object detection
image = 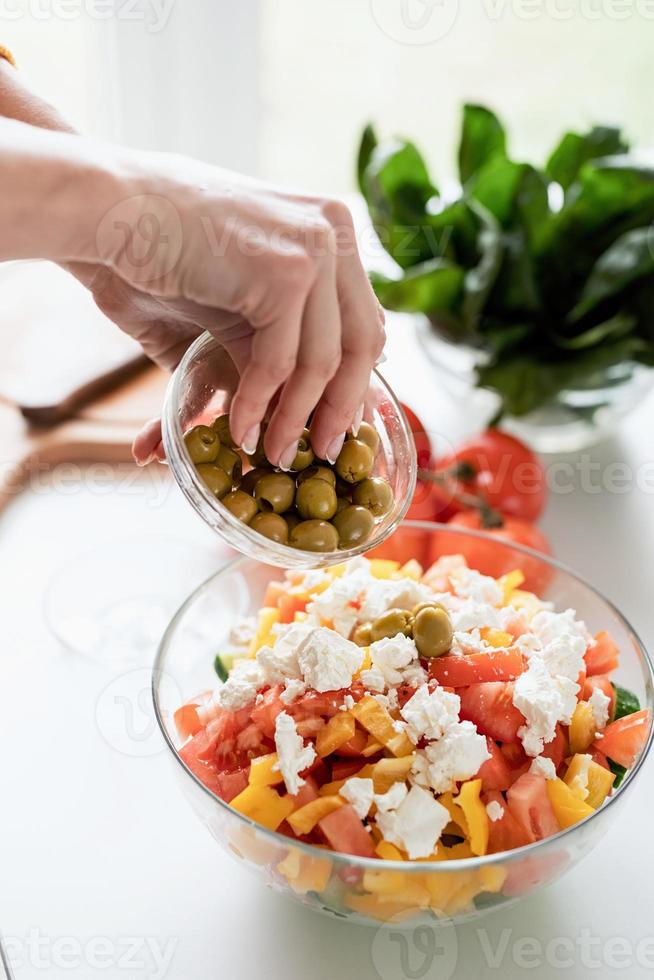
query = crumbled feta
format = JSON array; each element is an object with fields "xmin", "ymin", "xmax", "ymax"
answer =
[
  {"xmin": 374, "ymin": 782, "xmax": 408, "ymax": 813},
  {"xmin": 273, "ymin": 712, "xmax": 316, "ymax": 795},
  {"xmin": 449, "ymin": 600, "xmax": 501, "ymax": 632},
  {"xmin": 485, "ymin": 800, "xmax": 504, "ymax": 822},
  {"xmin": 339, "ymin": 777, "xmax": 375, "ymax": 819},
  {"xmin": 360, "ymin": 668, "xmax": 386, "ymax": 693},
  {"xmin": 369, "ymin": 634, "xmax": 419, "ymax": 686},
  {"xmin": 297, "ymin": 628, "xmax": 363, "ymax": 692},
  {"xmin": 339, "ymin": 694, "xmax": 355, "ymax": 712},
  {"xmin": 513, "ymin": 657, "xmax": 579, "ymax": 756},
  {"xmin": 216, "ymin": 659, "xmax": 265, "ymax": 711},
  {"xmin": 422, "ymin": 554, "xmax": 467, "ymax": 592},
  {"xmin": 450, "ymin": 566, "xmax": 503, "ymax": 606},
  {"xmin": 531, "ymin": 608, "xmax": 590, "ymax": 649},
  {"xmin": 228, "ymin": 617, "xmax": 257, "ymax": 650},
  {"xmin": 306, "ymin": 566, "xmax": 371, "ymax": 636},
  {"xmin": 529, "ymin": 755, "xmax": 557, "ymax": 780},
  {"xmin": 400, "ymin": 683, "xmax": 461, "ymax": 743},
  {"xmin": 373, "ymin": 688, "xmax": 400, "ymax": 711},
  {"xmin": 588, "ymin": 687, "xmax": 611, "ymax": 730},
  {"xmin": 539, "ymin": 634, "xmax": 586, "ymax": 683},
  {"xmin": 450, "ymin": 628, "xmax": 491, "ymax": 656},
  {"xmin": 514, "ymin": 631, "xmax": 543, "ymax": 659},
  {"xmin": 411, "ymin": 721, "xmax": 490, "ymax": 794},
  {"xmin": 359, "ymin": 578, "xmax": 432, "ymax": 623},
  {"xmin": 257, "ymin": 622, "xmax": 312, "ymax": 684},
  {"xmin": 280, "ymin": 679, "xmax": 307, "ymax": 705},
  {"xmin": 375, "ymin": 785, "xmax": 449, "ymax": 859}
]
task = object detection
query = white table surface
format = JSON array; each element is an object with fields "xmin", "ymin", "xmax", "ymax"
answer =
[{"xmin": 1, "ymin": 313, "xmax": 654, "ymax": 980}]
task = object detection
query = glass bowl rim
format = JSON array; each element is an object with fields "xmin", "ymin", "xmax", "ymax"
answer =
[
  {"xmin": 152, "ymin": 519, "xmax": 654, "ymax": 873},
  {"xmin": 161, "ymin": 330, "xmax": 417, "ymax": 566}
]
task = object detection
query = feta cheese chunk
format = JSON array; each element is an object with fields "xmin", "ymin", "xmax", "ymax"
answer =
[
  {"xmin": 306, "ymin": 568, "xmax": 370, "ymax": 637},
  {"xmin": 359, "ymin": 578, "xmax": 432, "ymax": 623},
  {"xmin": 375, "ymin": 785, "xmax": 449, "ymax": 859},
  {"xmin": 449, "ymin": 600, "xmax": 501, "ymax": 633},
  {"xmin": 485, "ymin": 800, "xmax": 504, "ymax": 822},
  {"xmin": 216, "ymin": 659, "xmax": 265, "ymax": 711},
  {"xmin": 280, "ymin": 679, "xmax": 307, "ymax": 705},
  {"xmin": 360, "ymin": 668, "xmax": 386, "ymax": 693},
  {"xmin": 513, "ymin": 656, "xmax": 579, "ymax": 756},
  {"xmin": 529, "ymin": 755, "xmax": 557, "ymax": 780},
  {"xmin": 374, "ymin": 782, "xmax": 408, "ymax": 813},
  {"xmin": 450, "ymin": 566, "xmax": 503, "ymax": 606},
  {"xmin": 400, "ymin": 684, "xmax": 461, "ymax": 743},
  {"xmin": 273, "ymin": 712, "xmax": 316, "ymax": 795},
  {"xmin": 297, "ymin": 627, "xmax": 363, "ymax": 692},
  {"xmin": 588, "ymin": 686, "xmax": 611, "ymax": 730},
  {"xmin": 411, "ymin": 721, "xmax": 490, "ymax": 794},
  {"xmin": 257, "ymin": 622, "xmax": 311, "ymax": 684},
  {"xmin": 339, "ymin": 777, "xmax": 375, "ymax": 819},
  {"xmin": 369, "ymin": 634, "xmax": 419, "ymax": 687}
]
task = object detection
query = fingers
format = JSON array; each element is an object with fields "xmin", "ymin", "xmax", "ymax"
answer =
[
  {"xmin": 133, "ymin": 417, "xmax": 163, "ymax": 465},
  {"xmin": 263, "ymin": 254, "xmax": 341, "ymax": 468}
]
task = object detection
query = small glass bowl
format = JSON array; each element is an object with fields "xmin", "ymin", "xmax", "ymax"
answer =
[
  {"xmin": 153, "ymin": 522, "xmax": 654, "ymax": 929},
  {"xmin": 161, "ymin": 332, "xmax": 416, "ymax": 568}
]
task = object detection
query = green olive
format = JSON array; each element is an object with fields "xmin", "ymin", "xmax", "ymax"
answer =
[
  {"xmin": 351, "ymin": 420, "xmax": 380, "ymax": 455},
  {"xmin": 290, "ymin": 429, "xmax": 315, "ymax": 471},
  {"xmin": 196, "ymin": 463, "xmax": 233, "ymax": 499},
  {"xmin": 184, "ymin": 425, "xmax": 220, "ymax": 464},
  {"xmin": 335, "ymin": 496, "xmax": 351, "ymax": 515},
  {"xmin": 254, "ymin": 472, "xmax": 296, "ymax": 514},
  {"xmin": 413, "ymin": 606, "xmax": 453, "ymax": 659},
  {"xmin": 412, "ymin": 600, "xmax": 448, "ymax": 617},
  {"xmin": 222, "ymin": 489, "xmax": 258, "ymax": 524},
  {"xmin": 296, "ymin": 477, "xmax": 338, "ymax": 521},
  {"xmin": 352, "ymin": 476, "xmax": 394, "ymax": 518},
  {"xmin": 334, "ymin": 477, "xmax": 354, "ymax": 501},
  {"xmin": 297, "ymin": 465, "xmax": 336, "ymax": 488},
  {"xmin": 352, "ymin": 622, "xmax": 373, "ymax": 647},
  {"xmin": 335, "ymin": 438, "xmax": 374, "ymax": 484},
  {"xmin": 212, "ymin": 414, "xmax": 236, "ymax": 448},
  {"xmin": 240, "ymin": 466, "xmax": 272, "ymax": 496},
  {"xmin": 289, "ymin": 519, "xmax": 339, "ymax": 553},
  {"xmin": 216, "ymin": 445, "xmax": 243, "ymax": 486},
  {"xmin": 283, "ymin": 511, "xmax": 301, "ymax": 532},
  {"xmin": 250, "ymin": 512, "xmax": 289, "ymax": 544},
  {"xmin": 370, "ymin": 608, "xmax": 413, "ymax": 642},
  {"xmin": 332, "ymin": 504, "xmax": 374, "ymax": 548}
]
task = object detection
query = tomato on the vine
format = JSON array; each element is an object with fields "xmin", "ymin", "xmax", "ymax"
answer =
[{"xmin": 401, "ymin": 402, "xmax": 458, "ymax": 521}]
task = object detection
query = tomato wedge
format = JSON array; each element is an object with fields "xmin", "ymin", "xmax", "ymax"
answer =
[
  {"xmin": 430, "ymin": 649, "xmax": 525, "ymax": 687},
  {"xmin": 179, "ymin": 732, "xmax": 222, "ymax": 795},
  {"xmin": 215, "ymin": 768, "xmax": 249, "ymax": 803},
  {"xmin": 250, "ymin": 685, "xmax": 285, "ymax": 738},
  {"xmin": 581, "ymin": 674, "xmax": 616, "ymax": 717},
  {"xmin": 477, "ymin": 739, "xmax": 513, "ymax": 792},
  {"xmin": 600, "ymin": 709, "xmax": 650, "ymax": 768},
  {"xmin": 318, "ymin": 804, "xmax": 375, "ymax": 858},
  {"xmin": 483, "ymin": 789, "xmax": 530, "ymax": 854},
  {"xmin": 585, "ymin": 631, "xmax": 620, "ymax": 676},
  {"xmin": 277, "ymin": 593, "xmax": 308, "ymax": 624},
  {"xmin": 507, "ymin": 773, "xmax": 561, "ymax": 842},
  {"xmin": 541, "ymin": 724, "xmax": 568, "ymax": 772},
  {"xmin": 459, "ymin": 682, "xmax": 525, "ymax": 743}
]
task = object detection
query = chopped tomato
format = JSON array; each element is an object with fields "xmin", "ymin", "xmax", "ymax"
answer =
[
  {"xmin": 483, "ymin": 790, "xmax": 530, "ymax": 854},
  {"xmin": 318, "ymin": 804, "xmax": 376, "ymax": 858},
  {"xmin": 333, "ymin": 727, "xmax": 369, "ymax": 757},
  {"xmin": 278, "ymin": 593, "xmax": 308, "ymax": 624},
  {"xmin": 477, "ymin": 739, "xmax": 513, "ymax": 792},
  {"xmin": 179, "ymin": 732, "xmax": 222, "ymax": 795},
  {"xmin": 589, "ymin": 746, "xmax": 611, "ymax": 771},
  {"xmin": 582, "ymin": 674, "xmax": 616, "ymax": 717},
  {"xmin": 295, "ymin": 717, "xmax": 327, "ymax": 739},
  {"xmin": 250, "ymin": 685, "xmax": 285, "ymax": 739},
  {"xmin": 331, "ymin": 758, "xmax": 367, "ymax": 781},
  {"xmin": 507, "ymin": 773, "xmax": 561, "ymax": 842},
  {"xmin": 429, "ymin": 510, "xmax": 552, "ymax": 595},
  {"xmin": 289, "ymin": 690, "xmax": 350, "ymax": 722},
  {"xmin": 291, "ymin": 775, "xmax": 320, "ymax": 809},
  {"xmin": 173, "ymin": 703, "xmax": 203, "ymax": 740},
  {"xmin": 541, "ymin": 724, "xmax": 568, "ymax": 772},
  {"xmin": 501, "ymin": 741, "xmax": 528, "ymax": 769},
  {"xmin": 215, "ymin": 768, "xmax": 249, "ymax": 803},
  {"xmin": 585, "ymin": 631, "xmax": 620, "ymax": 676},
  {"xmin": 430, "ymin": 648, "xmax": 525, "ymax": 687},
  {"xmin": 459, "ymin": 682, "xmax": 525, "ymax": 743},
  {"xmin": 263, "ymin": 581, "xmax": 286, "ymax": 608},
  {"xmin": 400, "ymin": 402, "xmax": 434, "ymax": 470},
  {"xmin": 600, "ymin": 709, "xmax": 650, "ymax": 768}
]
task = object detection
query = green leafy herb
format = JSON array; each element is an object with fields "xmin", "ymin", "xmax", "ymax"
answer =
[
  {"xmin": 358, "ymin": 107, "xmax": 654, "ymax": 418},
  {"xmin": 214, "ymin": 655, "xmax": 229, "ymax": 683},
  {"xmin": 612, "ymin": 684, "xmax": 641, "ymax": 721},
  {"xmin": 609, "ymin": 759, "xmax": 627, "ymax": 788}
]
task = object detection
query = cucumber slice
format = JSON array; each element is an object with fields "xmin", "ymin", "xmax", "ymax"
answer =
[
  {"xmin": 612, "ymin": 684, "xmax": 640, "ymax": 721},
  {"xmin": 609, "ymin": 759, "xmax": 627, "ymax": 788},
  {"xmin": 214, "ymin": 655, "xmax": 229, "ymax": 682}
]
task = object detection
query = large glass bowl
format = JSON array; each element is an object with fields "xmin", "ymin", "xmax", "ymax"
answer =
[
  {"xmin": 161, "ymin": 332, "xmax": 416, "ymax": 568},
  {"xmin": 152, "ymin": 522, "xmax": 654, "ymax": 928}
]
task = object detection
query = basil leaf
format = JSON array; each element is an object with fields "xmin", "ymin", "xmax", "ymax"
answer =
[
  {"xmin": 357, "ymin": 123, "xmax": 378, "ymax": 195},
  {"xmin": 571, "ymin": 228, "xmax": 654, "ymax": 320},
  {"xmin": 458, "ymin": 104, "xmax": 507, "ymax": 185},
  {"xmin": 546, "ymin": 126, "xmax": 628, "ymax": 191},
  {"xmin": 369, "ymin": 258, "xmax": 464, "ymax": 315}
]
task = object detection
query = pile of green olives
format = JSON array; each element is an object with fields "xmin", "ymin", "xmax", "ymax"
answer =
[
  {"xmin": 183, "ymin": 413, "xmax": 394, "ymax": 553},
  {"xmin": 352, "ymin": 601, "xmax": 453, "ymax": 658}
]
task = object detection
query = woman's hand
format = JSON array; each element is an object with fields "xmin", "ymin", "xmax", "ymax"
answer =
[{"xmin": 93, "ymin": 158, "xmax": 385, "ymax": 467}]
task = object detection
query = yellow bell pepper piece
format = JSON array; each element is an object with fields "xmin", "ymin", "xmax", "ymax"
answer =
[
  {"xmin": 375, "ymin": 840, "xmax": 405, "ymax": 861},
  {"xmin": 424, "ymin": 868, "xmax": 464, "ymax": 912},
  {"xmin": 442, "ymin": 841, "xmax": 474, "ymax": 860},
  {"xmin": 363, "ymin": 870, "xmax": 431, "ymax": 908},
  {"xmin": 287, "ymin": 795, "xmax": 344, "ymax": 836},
  {"xmin": 507, "ymin": 588, "xmax": 542, "ymax": 619},
  {"xmin": 369, "ymin": 756, "xmax": 415, "ymax": 793},
  {"xmin": 361, "ymin": 736, "xmax": 385, "ymax": 757},
  {"xmin": 345, "ymin": 893, "xmax": 418, "ymax": 923},
  {"xmin": 497, "ymin": 569, "xmax": 525, "ymax": 603},
  {"xmin": 352, "ymin": 695, "xmax": 414, "ymax": 757},
  {"xmin": 565, "ymin": 753, "xmax": 614, "ymax": 808},
  {"xmin": 316, "ymin": 712, "xmax": 356, "ymax": 758},
  {"xmin": 276, "ymin": 849, "xmax": 332, "ymax": 894},
  {"xmin": 230, "ymin": 784, "xmax": 294, "ymax": 831},
  {"xmin": 438, "ymin": 792, "xmax": 470, "ymax": 839},
  {"xmin": 247, "ymin": 607, "xmax": 280, "ymax": 656},
  {"xmin": 569, "ymin": 701, "xmax": 596, "ymax": 754},
  {"xmin": 353, "ymin": 649, "xmax": 372, "ymax": 680},
  {"xmin": 369, "ymin": 559, "xmax": 401, "ymax": 579},
  {"xmin": 480, "ymin": 628, "xmax": 513, "ymax": 649},
  {"xmin": 546, "ymin": 777, "xmax": 595, "ymax": 829},
  {"xmin": 248, "ymin": 753, "xmax": 284, "ymax": 787},
  {"xmin": 453, "ymin": 779, "xmax": 489, "ymax": 856},
  {"xmin": 396, "ymin": 559, "xmax": 423, "ymax": 581},
  {"xmin": 477, "ymin": 864, "xmax": 507, "ymax": 893}
]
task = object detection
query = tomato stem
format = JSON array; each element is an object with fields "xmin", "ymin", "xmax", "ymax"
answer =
[{"xmin": 417, "ymin": 467, "xmax": 505, "ymax": 528}]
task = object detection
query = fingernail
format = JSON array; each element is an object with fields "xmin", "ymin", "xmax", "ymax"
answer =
[
  {"xmin": 375, "ymin": 351, "xmax": 387, "ymax": 366},
  {"xmin": 241, "ymin": 423, "xmax": 260, "ymax": 456},
  {"xmin": 136, "ymin": 452, "xmax": 154, "ymax": 467},
  {"xmin": 325, "ymin": 433, "xmax": 346, "ymax": 464},
  {"xmin": 351, "ymin": 404, "xmax": 364, "ymax": 436},
  {"xmin": 279, "ymin": 441, "xmax": 298, "ymax": 472}
]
